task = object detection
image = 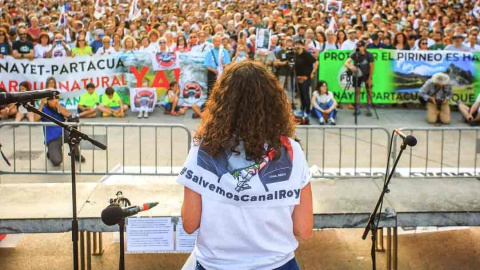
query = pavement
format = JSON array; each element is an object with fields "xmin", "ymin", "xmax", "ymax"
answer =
[{"xmin": 1, "ymin": 105, "xmax": 480, "ymax": 270}]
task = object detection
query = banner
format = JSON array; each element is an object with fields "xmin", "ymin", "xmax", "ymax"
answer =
[
  {"xmin": 255, "ymin": 28, "xmax": 271, "ymax": 51},
  {"xmin": 130, "ymin": 88, "xmax": 157, "ymax": 112},
  {"xmin": 318, "ymin": 49, "xmax": 480, "ymax": 105},
  {"xmin": 0, "ymin": 51, "xmax": 208, "ymax": 110}
]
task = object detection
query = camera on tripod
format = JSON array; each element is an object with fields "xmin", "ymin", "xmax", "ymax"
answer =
[{"xmin": 284, "ymin": 47, "xmax": 296, "ymax": 67}]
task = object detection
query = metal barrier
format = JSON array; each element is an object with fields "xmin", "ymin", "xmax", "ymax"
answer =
[
  {"xmin": 394, "ymin": 127, "xmax": 480, "ymax": 178},
  {"xmin": 0, "ymin": 122, "xmax": 191, "ymax": 175},
  {"xmin": 296, "ymin": 126, "xmax": 391, "ymax": 178}
]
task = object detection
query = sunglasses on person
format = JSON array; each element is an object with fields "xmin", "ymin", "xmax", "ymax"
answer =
[
  {"xmin": 78, "ymin": 39, "xmax": 85, "ymax": 41},
  {"xmin": 159, "ymin": 41, "xmax": 166, "ymax": 44},
  {"xmin": 421, "ymin": 42, "xmax": 428, "ymax": 45}
]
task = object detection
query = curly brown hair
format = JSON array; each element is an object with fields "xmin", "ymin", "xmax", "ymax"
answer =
[{"xmin": 194, "ymin": 61, "xmax": 296, "ymax": 162}]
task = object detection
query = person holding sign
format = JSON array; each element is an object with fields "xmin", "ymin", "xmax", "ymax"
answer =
[
  {"xmin": 203, "ymin": 35, "xmax": 231, "ymax": 97},
  {"xmin": 344, "ymin": 40, "xmax": 375, "ymax": 117},
  {"xmin": 178, "ymin": 61, "xmax": 312, "ymax": 270}
]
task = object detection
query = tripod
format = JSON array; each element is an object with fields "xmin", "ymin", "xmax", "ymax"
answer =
[
  {"xmin": 283, "ymin": 60, "xmax": 298, "ymax": 111},
  {"xmin": 22, "ymin": 102, "xmax": 106, "ymax": 270},
  {"xmin": 349, "ymin": 53, "xmax": 380, "ymax": 125}
]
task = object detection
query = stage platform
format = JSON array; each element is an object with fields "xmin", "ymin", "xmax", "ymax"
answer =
[{"xmin": 1, "ymin": 176, "xmax": 479, "ymax": 234}]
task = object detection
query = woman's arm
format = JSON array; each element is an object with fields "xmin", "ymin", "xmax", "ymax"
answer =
[
  {"xmin": 181, "ymin": 187, "xmax": 202, "ymax": 234},
  {"xmin": 311, "ymin": 95, "xmax": 322, "ymax": 112},
  {"xmin": 292, "ymin": 183, "xmax": 313, "ymax": 240}
]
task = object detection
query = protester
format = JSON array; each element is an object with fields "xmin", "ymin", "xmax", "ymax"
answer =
[
  {"xmin": 72, "ymin": 35, "xmax": 93, "ymax": 56},
  {"xmin": 98, "ymin": 87, "xmax": 128, "ymax": 118},
  {"xmin": 178, "ymin": 61, "xmax": 312, "ymax": 270},
  {"xmin": 77, "ymin": 83, "xmax": 99, "ymax": 118},
  {"xmin": 0, "ymin": 88, "xmax": 17, "ymax": 120},
  {"xmin": 345, "ymin": 40, "xmax": 375, "ymax": 117},
  {"xmin": 203, "ymin": 35, "xmax": 231, "ymax": 97},
  {"xmin": 311, "ymin": 81, "xmax": 338, "ymax": 125},
  {"xmin": 419, "ymin": 73, "xmax": 452, "ymax": 125},
  {"xmin": 445, "ymin": 34, "xmax": 471, "ymax": 51},
  {"xmin": 14, "ymin": 81, "xmax": 36, "ymax": 123},
  {"xmin": 294, "ymin": 40, "xmax": 317, "ymax": 116},
  {"xmin": 164, "ymin": 81, "xmax": 185, "ymax": 116},
  {"xmin": 459, "ymin": 93, "xmax": 480, "ymax": 126},
  {"xmin": 12, "ymin": 27, "xmax": 34, "ymax": 60}
]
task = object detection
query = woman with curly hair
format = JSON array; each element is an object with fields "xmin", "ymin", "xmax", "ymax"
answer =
[{"xmin": 178, "ymin": 61, "xmax": 313, "ymax": 270}]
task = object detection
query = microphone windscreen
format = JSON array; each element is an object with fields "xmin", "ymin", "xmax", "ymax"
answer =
[
  {"xmin": 101, "ymin": 204, "xmax": 123, "ymax": 226},
  {"xmin": 405, "ymin": 135, "xmax": 417, "ymax": 147}
]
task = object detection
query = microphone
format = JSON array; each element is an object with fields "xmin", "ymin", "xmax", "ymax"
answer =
[
  {"xmin": 101, "ymin": 202, "xmax": 159, "ymax": 226},
  {"xmin": 394, "ymin": 129, "xmax": 417, "ymax": 147},
  {"xmin": 0, "ymin": 90, "xmax": 60, "ymax": 106}
]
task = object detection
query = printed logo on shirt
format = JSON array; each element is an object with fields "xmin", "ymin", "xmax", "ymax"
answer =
[
  {"xmin": 179, "ymin": 166, "xmax": 300, "ymax": 203},
  {"xmin": 155, "ymin": 52, "xmax": 176, "ymax": 67},
  {"xmin": 197, "ymin": 143, "xmax": 293, "ymax": 193},
  {"xmin": 20, "ymin": 45, "xmax": 30, "ymax": 53}
]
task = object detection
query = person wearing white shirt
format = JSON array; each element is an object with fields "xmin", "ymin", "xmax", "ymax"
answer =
[
  {"xmin": 178, "ymin": 61, "xmax": 313, "ymax": 270},
  {"xmin": 466, "ymin": 33, "xmax": 480, "ymax": 52},
  {"xmin": 191, "ymin": 31, "xmax": 214, "ymax": 53},
  {"xmin": 341, "ymin": 29, "xmax": 358, "ymax": 50},
  {"xmin": 45, "ymin": 33, "xmax": 72, "ymax": 58},
  {"xmin": 139, "ymin": 36, "xmax": 158, "ymax": 54},
  {"xmin": 459, "ymin": 92, "xmax": 480, "ymax": 126},
  {"xmin": 413, "ymin": 28, "xmax": 435, "ymax": 49},
  {"xmin": 34, "ymin": 33, "xmax": 52, "ymax": 58},
  {"xmin": 96, "ymin": 36, "xmax": 117, "ymax": 55}
]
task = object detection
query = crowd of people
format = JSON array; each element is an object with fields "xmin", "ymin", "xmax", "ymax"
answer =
[{"xmin": 1, "ymin": 0, "xmax": 480, "ymax": 125}]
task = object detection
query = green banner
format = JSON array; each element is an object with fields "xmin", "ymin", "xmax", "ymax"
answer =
[{"xmin": 318, "ymin": 49, "xmax": 480, "ymax": 105}]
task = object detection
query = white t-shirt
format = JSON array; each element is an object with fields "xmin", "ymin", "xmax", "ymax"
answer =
[
  {"xmin": 191, "ymin": 42, "xmax": 214, "ymax": 53},
  {"xmin": 324, "ymin": 42, "xmax": 339, "ymax": 50},
  {"xmin": 313, "ymin": 91, "xmax": 334, "ymax": 105},
  {"xmin": 34, "ymin": 44, "xmax": 52, "ymax": 58},
  {"xmin": 413, "ymin": 38, "xmax": 435, "ymax": 49},
  {"xmin": 307, "ymin": 40, "xmax": 322, "ymax": 54},
  {"xmin": 177, "ymin": 138, "xmax": 310, "ymax": 270},
  {"xmin": 95, "ymin": 46, "xmax": 118, "ymax": 55},
  {"xmin": 51, "ymin": 44, "xmax": 70, "ymax": 58},
  {"xmin": 139, "ymin": 44, "xmax": 158, "ymax": 54},
  {"xmin": 341, "ymin": 39, "xmax": 357, "ymax": 50}
]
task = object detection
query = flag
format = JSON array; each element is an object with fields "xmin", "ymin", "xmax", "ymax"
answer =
[
  {"xmin": 58, "ymin": 4, "xmax": 67, "ymax": 27},
  {"xmin": 94, "ymin": 0, "xmax": 105, "ymax": 19},
  {"xmin": 328, "ymin": 17, "xmax": 337, "ymax": 31},
  {"xmin": 128, "ymin": 0, "xmax": 141, "ymax": 21}
]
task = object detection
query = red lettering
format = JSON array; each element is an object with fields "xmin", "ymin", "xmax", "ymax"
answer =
[
  {"xmin": 111, "ymin": 75, "xmax": 121, "ymax": 87},
  {"xmin": 130, "ymin": 66, "xmax": 149, "ymax": 87},
  {"xmin": 101, "ymin": 76, "xmax": 109, "ymax": 88},
  {"xmin": 81, "ymin": 78, "xmax": 89, "ymax": 89},
  {"xmin": 8, "ymin": 81, "xmax": 18, "ymax": 92},
  {"xmin": 152, "ymin": 71, "xmax": 169, "ymax": 88},
  {"xmin": 173, "ymin": 68, "xmax": 180, "ymax": 82},
  {"xmin": 121, "ymin": 74, "xmax": 126, "ymax": 85},
  {"xmin": 71, "ymin": 81, "xmax": 81, "ymax": 91},
  {"xmin": 58, "ymin": 81, "xmax": 69, "ymax": 91},
  {"xmin": 0, "ymin": 81, "xmax": 6, "ymax": 91}
]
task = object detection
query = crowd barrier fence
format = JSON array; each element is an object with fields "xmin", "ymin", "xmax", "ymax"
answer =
[{"xmin": 1, "ymin": 123, "xmax": 479, "ymax": 179}]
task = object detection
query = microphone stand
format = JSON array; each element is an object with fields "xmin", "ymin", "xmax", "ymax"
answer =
[
  {"xmin": 362, "ymin": 135, "xmax": 410, "ymax": 270},
  {"xmin": 111, "ymin": 192, "xmax": 131, "ymax": 270},
  {"xmin": 22, "ymin": 102, "xmax": 107, "ymax": 270}
]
